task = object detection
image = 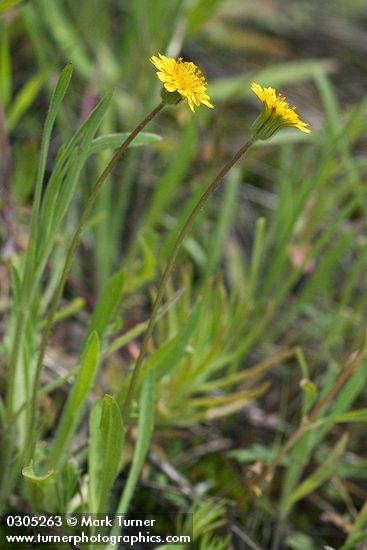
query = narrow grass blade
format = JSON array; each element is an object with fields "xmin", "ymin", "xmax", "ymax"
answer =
[
  {"xmin": 37, "ymin": 0, "xmax": 92, "ymax": 78},
  {"xmin": 6, "ymin": 73, "xmax": 45, "ymax": 131},
  {"xmin": 341, "ymin": 502, "xmax": 367, "ymax": 550},
  {"xmin": 186, "ymin": 0, "xmax": 223, "ymax": 32},
  {"xmin": 204, "ymin": 167, "xmax": 241, "ymax": 277},
  {"xmin": 306, "ymin": 408, "xmax": 367, "ymax": 429},
  {"xmin": 0, "ymin": 20, "xmax": 11, "ymax": 107},
  {"xmin": 283, "ymin": 434, "xmax": 348, "ymax": 514},
  {"xmin": 247, "ymin": 217, "xmax": 266, "ymax": 304},
  {"xmin": 142, "ymin": 122, "xmax": 197, "ymax": 228},
  {"xmin": 117, "ymin": 298, "xmax": 201, "ymax": 406}
]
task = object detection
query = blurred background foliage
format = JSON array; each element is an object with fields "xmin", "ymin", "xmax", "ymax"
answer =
[{"xmin": 1, "ymin": 0, "xmax": 367, "ymax": 548}]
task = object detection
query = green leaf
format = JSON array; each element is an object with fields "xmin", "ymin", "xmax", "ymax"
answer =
[
  {"xmin": 339, "ymin": 532, "xmax": 367, "ymax": 550},
  {"xmin": 104, "ymin": 290, "xmax": 183, "ymax": 358},
  {"xmin": 89, "ymin": 132, "xmax": 162, "ymax": 154},
  {"xmin": 0, "ymin": 21, "xmax": 11, "ymax": 107},
  {"xmin": 186, "ymin": 0, "xmax": 223, "ymax": 33},
  {"xmin": 96, "ymin": 395, "xmax": 125, "ymax": 513},
  {"xmin": 228, "ymin": 444, "xmax": 290, "ymax": 465},
  {"xmin": 341, "ymin": 502, "xmax": 367, "ymax": 550},
  {"xmin": 12, "ymin": 140, "xmax": 38, "ymax": 204},
  {"xmin": 47, "ymin": 332, "xmax": 99, "ymax": 470},
  {"xmin": 124, "ymin": 236, "xmax": 156, "ymax": 293},
  {"xmin": 51, "ymin": 297, "xmax": 85, "ymax": 325},
  {"xmin": 23, "ymin": 64, "xmax": 73, "ymax": 296},
  {"xmin": 286, "ymin": 532, "xmax": 318, "ymax": 550},
  {"xmin": 9, "ymin": 265, "xmax": 22, "ymax": 310},
  {"xmin": 37, "ymin": 91, "xmax": 113, "ymax": 270},
  {"xmin": 149, "ymin": 299, "xmax": 203, "ymax": 380},
  {"xmin": 314, "ymin": 72, "xmax": 340, "ymax": 138},
  {"xmin": 307, "ymin": 408, "xmax": 367, "ymax": 429},
  {"xmin": 84, "ymin": 269, "xmax": 124, "ymax": 346},
  {"xmin": 88, "ymin": 399, "xmax": 102, "ymax": 514},
  {"xmin": 113, "ymin": 369, "xmax": 155, "ymax": 532},
  {"xmin": 6, "ymin": 72, "xmax": 45, "ymax": 131},
  {"xmin": 50, "ymin": 94, "xmax": 113, "ymax": 232},
  {"xmin": 37, "ymin": 0, "xmax": 92, "ymax": 78},
  {"xmin": 117, "ymin": 299, "xmax": 201, "ymax": 407},
  {"xmin": 6, "ymin": 66, "xmax": 74, "ymax": 435},
  {"xmin": 329, "ymin": 365, "xmax": 367, "ymax": 418},
  {"xmin": 22, "ymin": 463, "xmax": 54, "ymax": 483},
  {"xmin": 284, "ymin": 434, "xmax": 348, "ymax": 513}
]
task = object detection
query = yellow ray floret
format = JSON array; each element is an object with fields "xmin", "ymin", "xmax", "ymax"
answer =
[
  {"xmin": 251, "ymin": 82, "xmax": 310, "ymax": 138},
  {"xmin": 151, "ymin": 53, "xmax": 214, "ymax": 112}
]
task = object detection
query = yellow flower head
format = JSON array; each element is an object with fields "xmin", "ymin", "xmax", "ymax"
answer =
[
  {"xmin": 151, "ymin": 53, "xmax": 214, "ymax": 112},
  {"xmin": 250, "ymin": 82, "xmax": 310, "ymax": 140}
]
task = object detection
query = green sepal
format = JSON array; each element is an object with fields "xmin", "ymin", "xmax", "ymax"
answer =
[{"xmin": 160, "ymin": 87, "xmax": 182, "ymax": 106}]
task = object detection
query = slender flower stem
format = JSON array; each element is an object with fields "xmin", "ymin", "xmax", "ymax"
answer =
[
  {"xmin": 122, "ymin": 138, "xmax": 254, "ymax": 423},
  {"xmin": 0, "ymin": 102, "xmax": 164, "ymax": 508},
  {"xmin": 26, "ymin": 102, "xmax": 164, "ymax": 455}
]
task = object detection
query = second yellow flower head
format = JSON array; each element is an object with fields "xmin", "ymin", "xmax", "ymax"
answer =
[{"xmin": 251, "ymin": 82, "xmax": 310, "ymax": 140}]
